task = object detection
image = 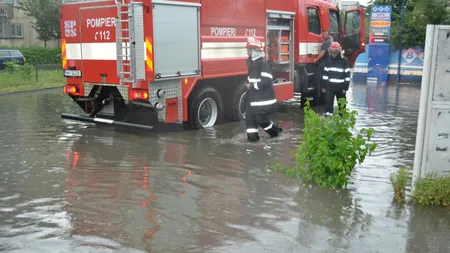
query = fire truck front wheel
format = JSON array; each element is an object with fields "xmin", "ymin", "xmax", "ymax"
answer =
[{"xmin": 188, "ymin": 85, "xmax": 224, "ymax": 130}]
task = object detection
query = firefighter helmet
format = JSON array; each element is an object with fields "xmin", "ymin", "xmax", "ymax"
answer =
[
  {"xmin": 330, "ymin": 42, "xmax": 341, "ymax": 49},
  {"xmin": 329, "ymin": 41, "xmax": 342, "ymax": 56},
  {"xmin": 246, "ymin": 37, "xmax": 263, "ymax": 51}
]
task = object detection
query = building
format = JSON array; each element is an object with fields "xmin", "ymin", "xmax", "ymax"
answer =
[
  {"xmin": 0, "ymin": 0, "xmax": 58, "ymax": 48},
  {"xmin": 339, "ymin": 0, "xmax": 367, "ymax": 11}
]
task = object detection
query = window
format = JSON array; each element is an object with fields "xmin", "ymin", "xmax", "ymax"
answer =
[
  {"xmin": 11, "ymin": 24, "xmax": 23, "ymax": 38},
  {"xmin": 329, "ymin": 10, "xmax": 340, "ymax": 42},
  {"xmin": 0, "ymin": 8, "xmax": 7, "ymax": 38},
  {"xmin": 0, "ymin": 50, "xmax": 9, "ymax": 57},
  {"xmin": 10, "ymin": 50, "xmax": 22, "ymax": 57},
  {"xmin": 307, "ymin": 7, "xmax": 321, "ymax": 35},
  {"xmin": 345, "ymin": 11, "xmax": 361, "ymax": 36}
]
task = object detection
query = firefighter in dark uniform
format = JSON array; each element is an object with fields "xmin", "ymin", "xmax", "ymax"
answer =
[
  {"xmin": 245, "ymin": 37, "xmax": 283, "ymax": 142},
  {"xmin": 321, "ymin": 42, "xmax": 351, "ymax": 116}
]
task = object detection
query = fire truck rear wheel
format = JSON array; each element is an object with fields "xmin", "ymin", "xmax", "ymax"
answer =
[{"xmin": 189, "ymin": 86, "xmax": 224, "ymax": 129}]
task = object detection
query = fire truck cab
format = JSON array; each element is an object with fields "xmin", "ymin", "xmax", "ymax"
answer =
[{"xmin": 60, "ymin": 0, "xmax": 365, "ymax": 131}]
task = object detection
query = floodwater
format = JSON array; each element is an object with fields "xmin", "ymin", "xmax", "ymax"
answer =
[{"xmin": 0, "ymin": 83, "xmax": 449, "ymax": 253}]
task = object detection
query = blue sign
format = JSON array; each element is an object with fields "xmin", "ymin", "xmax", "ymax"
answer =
[{"xmin": 369, "ymin": 5, "xmax": 392, "ymax": 44}]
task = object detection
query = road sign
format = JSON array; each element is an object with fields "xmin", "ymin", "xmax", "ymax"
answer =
[{"xmin": 369, "ymin": 5, "xmax": 392, "ymax": 44}]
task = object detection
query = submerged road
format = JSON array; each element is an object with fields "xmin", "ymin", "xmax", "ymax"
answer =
[{"xmin": 0, "ymin": 83, "xmax": 449, "ymax": 253}]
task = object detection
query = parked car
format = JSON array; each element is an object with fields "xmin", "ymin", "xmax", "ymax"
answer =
[{"xmin": 0, "ymin": 49, "xmax": 26, "ymax": 70}]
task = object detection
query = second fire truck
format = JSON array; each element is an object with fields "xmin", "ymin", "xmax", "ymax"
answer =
[{"xmin": 60, "ymin": 0, "xmax": 365, "ymax": 131}]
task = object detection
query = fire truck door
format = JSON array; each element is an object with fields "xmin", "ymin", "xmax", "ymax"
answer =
[
  {"xmin": 152, "ymin": 1, "xmax": 201, "ymax": 79},
  {"xmin": 343, "ymin": 8, "xmax": 366, "ymax": 67}
]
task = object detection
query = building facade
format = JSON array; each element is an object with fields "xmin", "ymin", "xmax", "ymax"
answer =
[
  {"xmin": 340, "ymin": 0, "xmax": 367, "ymax": 11},
  {"xmin": 0, "ymin": 0, "xmax": 58, "ymax": 48}
]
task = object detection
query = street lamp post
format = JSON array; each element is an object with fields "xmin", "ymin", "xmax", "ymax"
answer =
[{"xmin": 396, "ymin": 0, "xmax": 407, "ymax": 89}]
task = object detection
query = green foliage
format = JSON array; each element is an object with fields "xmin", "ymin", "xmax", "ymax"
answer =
[
  {"xmin": 18, "ymin": 0, "xmax": 60, "ymax": 46},
  {"xmin": 413, "ymin": 174, "xmax": 450, "ymax": 207},
  {"xmin": 3, "ymin": 60, "xmax": 35, "ymax": 80},
  {"xmin": 368, "ymin": 0, "xmax": 450, "ymax": 48},
  {"xmin": 390, "ymin": 167, "xmax": 409, "ymax": 203},
  {"xmin": 0, "ymin": 46, "xmax": 61, "ymax": 65},
  {"xmin": 271, "ymin": 98, "xmax": 377, "ymax": 189},
  {"xmin": 389, "ymin": 168, "xmax": 450, "ymax": 207},
  {"xmin": 0, "ymin": 67, "xmax": 64, "ymax": 94},
  {"xmin": 5, "ymin": 60, "xmax": 20, "ymax": 73}
]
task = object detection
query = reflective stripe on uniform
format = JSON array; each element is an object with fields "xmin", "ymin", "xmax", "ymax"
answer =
[
  {"xmin": 323, "ymin": 76, "xmax": 329, "ymax": 80},
  {"xmin": 247, "ymin": 128, "xmax": 258, "ymax": 133},
  {"xmin": 324, "ymin": 67, "xmax": 344, "ymax": 72},
  {"xmin": 253, "ymin": 83, "xmax": 259, "ymax": 90},
  {"xmin": 264, "ymin": 122, "xmax": 273, "ymax": 130},
  {"xmin": 261, "ymin": 72, "xmax": 273, "ymax": 79},
  {"xmin": 329, "ymin": 78, "xmax": 345, "ymax": 83},
  {"xmin": 250, "ymin": 99, "xmax": 277, "ymax": 106}
]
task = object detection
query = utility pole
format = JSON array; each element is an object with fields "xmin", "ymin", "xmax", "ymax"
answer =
[{"xmin": 396, "ymin": 0, "xmax": 407, "ymax": 89}]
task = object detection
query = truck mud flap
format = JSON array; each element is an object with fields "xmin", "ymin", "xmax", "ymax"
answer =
[{"xmin": 61, "ymin": 113, "xmax": 154, "ymax": 131}]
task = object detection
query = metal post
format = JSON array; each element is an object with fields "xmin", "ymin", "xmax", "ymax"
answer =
[{"xmin": 395, "ymin": 0, "xmax": 406, "ymax": 88}]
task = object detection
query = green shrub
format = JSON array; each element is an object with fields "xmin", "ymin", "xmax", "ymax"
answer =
[
  {"xmin": 5, "ymin": 60, "xmax": 20, "ymax": 73},
  {"xmin": 413, "ymin": 174, "xmax": 450, "ymax": 207},
  {"xmin": 271, "ymin": 98, "xmax": 377, "ymax": 189},
  {"xmin": 0, "ymin": 46, "xmax": 61, "ymax": 65},
  {"xmin": 20, "ymin": 63, "xmax": 35, "ymax": 80},
  {"xmin": 390, "ymin": 167, "xmax": 409, "ymax": 203}
]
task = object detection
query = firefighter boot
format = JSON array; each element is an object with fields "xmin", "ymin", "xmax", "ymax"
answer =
[
  {"xmin": 247, "ymin": 132, "xmax": 260, "ymax": 142},
  {"xmin": 265, "ymin": 122, "xmax": 283, "ymax": 138}
]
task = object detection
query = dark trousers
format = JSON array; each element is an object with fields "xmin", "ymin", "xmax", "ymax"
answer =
[
  {"xmin": 325, "ymin": 89, "xmax": 346, "ymax": 116},
  {"xmin": 315, "ymin": 60, "xmax": 326, "ymax": 88},
  {"xmin": 245, "ymin": 111, "xmax": 283, "ymax": 142}
]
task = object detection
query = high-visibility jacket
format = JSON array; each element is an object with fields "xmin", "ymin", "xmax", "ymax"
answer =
[
  {"xmin": 322, "ymin": 53, "xmax": 351, "ymax": 92},
  {"xmin": 246, "ymin": 56, "xmax": 278, "ymax": 115}
]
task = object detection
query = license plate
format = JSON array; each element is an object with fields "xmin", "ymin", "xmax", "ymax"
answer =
[{"xmin": 64, "ymin": 69, "xmax": 81, "ymax": 77}]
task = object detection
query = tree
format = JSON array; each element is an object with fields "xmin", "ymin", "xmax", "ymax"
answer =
[{"xmin": 19, "ymin": 0, "xmax": 60, "ymax": 47}]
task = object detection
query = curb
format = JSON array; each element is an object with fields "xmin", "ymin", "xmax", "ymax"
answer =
[{"xmin": 0, "ymin": 86, "xmax": 63, "ymax": 97}]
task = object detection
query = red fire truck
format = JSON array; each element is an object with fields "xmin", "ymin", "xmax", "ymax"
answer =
[{"xmin": 60, "ymin": 0, "xmax": 365, "ymax": 131}]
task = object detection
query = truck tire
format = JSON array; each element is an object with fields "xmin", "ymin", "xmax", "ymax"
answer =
[
  {"xmin": 188, "ymin": 85, "xmax": 224, "ymax": 130},
  {"xmin": 229, "ymin": 81, "xmax": 248, "ymax": 122}
]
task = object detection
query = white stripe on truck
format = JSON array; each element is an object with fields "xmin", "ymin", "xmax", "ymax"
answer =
[
  {"xmin": 299, "ymin": 42, "xmax": 322, "ymax": 56},
  {"xmin": 201, "ymin": 42, "xmax": 247, "ymax": 60},
  {"xmin": 65, "ymin": 42, "xmax": 250, "ymax": 61},
  {"xmin": 66, "ymin": 42, "xmax": 139, "ymax": 60},
  {"xmin": 65, "ymin": 41, "xmax": 323, "ymax": 60}
]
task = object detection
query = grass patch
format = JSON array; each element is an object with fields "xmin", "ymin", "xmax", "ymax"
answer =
[
  {"xmin": 413, "ymin": 175, "xmax": 450, "ymax": 207},
  {"xmin": 390, "ymin": 168, "xmax": 450, "ymax": 207},
  {"xmin": 0, "ymin": 62, "xmax": 65, "ymax": 94},
  {"xmin": 390, "ymin": 167, "xmax": 409, "ymax": 203}
]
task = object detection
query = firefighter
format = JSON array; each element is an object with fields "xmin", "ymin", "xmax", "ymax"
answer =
[
  {"xmin": 313, "ymin": 30, "xmax": 334, "ymax": 89},
  {"xmin": 321, "ymin": 42, "xmax": 351, "ymax": 116},
  {"xmin": 245, "ymin": 37, "xmax": 283, "ymax": 142}
]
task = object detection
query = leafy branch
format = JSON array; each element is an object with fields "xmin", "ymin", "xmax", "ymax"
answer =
[{"xmin": 270, "ymin": 99, "xmax": 377, "ymax": 189}]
